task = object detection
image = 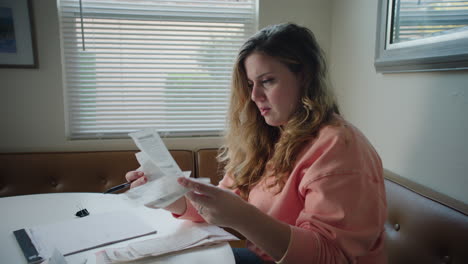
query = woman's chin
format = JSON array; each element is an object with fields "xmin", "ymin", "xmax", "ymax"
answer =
[{"xmin": 264, "ymin": 118, "xmax": 286, "ymax": 127}]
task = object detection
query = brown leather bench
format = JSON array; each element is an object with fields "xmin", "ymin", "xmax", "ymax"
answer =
[
  {"xmin": 0, "ymin": 150, "xmax": 194, "ymax": 196},
  {"xmin": 1, "ymin": 149, "xmax": 467, "ymax": 263},
  {"xmin": 384, "ymin": 170, "xmax": 468, "ymax": 264}
]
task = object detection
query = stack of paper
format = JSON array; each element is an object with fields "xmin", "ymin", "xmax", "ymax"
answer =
[
  {"xmin": 124, "ymin": 128, "xmax": 191, "ymax": 208},
  {"xmin": 95, "ymin": 222, "xmax": 238, "ymax": 263}
]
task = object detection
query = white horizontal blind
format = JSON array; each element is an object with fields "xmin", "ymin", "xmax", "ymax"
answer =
[
  {"xmin": 58, "ymin": 0, "xmax": 257, "ymax": 139},
  {"xmin": 392, "ymin": 0, "xmax": 468, "ymax": 43}
]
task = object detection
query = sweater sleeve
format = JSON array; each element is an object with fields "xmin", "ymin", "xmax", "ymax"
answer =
[{"xmin": 279, "ymin": 172, "xmax": 386, "ymax": 263}]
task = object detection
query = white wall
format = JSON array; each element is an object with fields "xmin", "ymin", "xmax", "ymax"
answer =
[
  {"xmin": 328, "ymin": 0, "xmax": 468, "ymax": 204},
  {"xmin": 258, "ymin": 0, "xmax": 332, "ymax": 55},
  {"xmin": 0, "ymin": 0, "xmax": 331, "ymax": 152}
]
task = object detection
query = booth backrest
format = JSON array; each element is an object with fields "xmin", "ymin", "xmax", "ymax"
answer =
[
  {"xmin": 195, "ymin": 148, "xmax": 224, "ymax": 185},
  {"xmin": 0, "ymin": 150, "xmax": 194, "ymax": 197},
  {"xmin": 384, "ymin": 170, "xmax": 468, "ymax": 264},
  {"xmin": 1, "ymin": 150, "xmax": 467, "ymax": 263}
]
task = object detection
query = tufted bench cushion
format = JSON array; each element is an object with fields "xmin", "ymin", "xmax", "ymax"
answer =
[
  {"xmin": 0, "ymin": 150, "xmax": 194, "ymax": 197},
  {"xmin": 384, "ymin": 169, "xmax": 468, "ymax": 264}
]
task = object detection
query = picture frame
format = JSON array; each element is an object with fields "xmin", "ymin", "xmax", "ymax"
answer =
[{"xmin": 0, "ymin": 0, "xmax": 37, "ymax": 68}]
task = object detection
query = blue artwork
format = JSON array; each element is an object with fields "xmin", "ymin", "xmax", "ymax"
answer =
[{"xmin": 0, "ymin": 7, "xmax": 17, "ymax": 53}]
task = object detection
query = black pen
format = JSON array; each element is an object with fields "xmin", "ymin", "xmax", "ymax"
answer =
[{"xmin": 103, "ymin": 182, "xmax": 132, "ymax": 194}]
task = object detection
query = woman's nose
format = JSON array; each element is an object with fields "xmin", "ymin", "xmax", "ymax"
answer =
[{"xmin": 251, "ymin": 83, "xmax": 265, "ymax": 102}]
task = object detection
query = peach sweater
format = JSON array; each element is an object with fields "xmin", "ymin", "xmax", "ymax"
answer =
[{"xmin": 177, "ymin": 116, "xmax": 387, "ymax": 263}]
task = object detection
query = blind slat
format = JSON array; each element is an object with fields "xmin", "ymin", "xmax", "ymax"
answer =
[{"xmin": 61, "ymin": 21, "xmax": 251, "ymax": 30}]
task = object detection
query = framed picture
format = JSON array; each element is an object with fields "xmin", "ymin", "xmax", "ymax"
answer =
[{"xmin": 0, "ymin": 0, "xmax": 37, "ymax": 68}]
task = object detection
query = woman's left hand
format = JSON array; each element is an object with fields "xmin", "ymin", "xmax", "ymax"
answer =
[{"xmin": 177, "ymin": 177, "xmax": 252, "ymax": 229}]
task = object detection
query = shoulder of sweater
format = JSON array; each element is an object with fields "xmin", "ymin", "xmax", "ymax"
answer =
[
  {"xmin": 304, "ymin": 117, "xmax": 356, "ymax": 152},
  {"xmin": 293, "ymin": 118, "xmax": 368, "ymax": 172}
]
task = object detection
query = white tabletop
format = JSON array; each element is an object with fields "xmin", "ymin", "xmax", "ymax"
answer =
[{"xmin": 0, "ymin": 193, "xmax": 235, "ymax": 264}]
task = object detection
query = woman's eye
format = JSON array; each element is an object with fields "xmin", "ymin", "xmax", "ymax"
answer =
[{"xmin": 262, "ymin": 78, "xmax": 275, "ymax": 87}]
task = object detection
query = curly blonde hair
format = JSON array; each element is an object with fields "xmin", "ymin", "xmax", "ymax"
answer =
[{"xmin": 219, "ymin": 23, "xmax": 340, "ymax": 199}]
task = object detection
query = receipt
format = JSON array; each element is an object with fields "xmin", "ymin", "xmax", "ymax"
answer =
[
  {"xmin": 125, "ymin": 128, "xmax": 190, "ymax": 208},
  {"xmin": 129, "ymin": 128, "xmax": 184, "ymax": 178}
]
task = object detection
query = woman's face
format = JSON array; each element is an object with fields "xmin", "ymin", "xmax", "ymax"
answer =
[{"xmin": 244, "ymin": 52, "xmax": 302, "ymax": 127}]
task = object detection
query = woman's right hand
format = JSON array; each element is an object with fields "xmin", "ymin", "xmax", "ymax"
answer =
[
  {"xmin": 124, "ymin": 170, "xmax": 187, "ymax": 215},
  {"xmin": 125, "ymin": 170, "xmax": 147, "ymax": 188}
]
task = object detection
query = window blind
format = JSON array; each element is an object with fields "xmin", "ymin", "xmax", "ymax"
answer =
[
  {"xmin": 392, "ymin": 0, "xmax": 468, "ymax": 43},
  {"xmin": 58, "ymin": 0, "xmax": 257, "ymax": 139}
]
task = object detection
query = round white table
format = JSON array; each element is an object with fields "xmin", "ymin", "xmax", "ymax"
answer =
[{"xmin": 0, "ymin": 193, "xmax": 235, "ymax": 264}]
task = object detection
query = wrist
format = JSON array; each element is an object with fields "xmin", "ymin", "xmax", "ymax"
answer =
[{"xmin": 164, "ymin": 196, "xmax": 187, "ymax": 215}]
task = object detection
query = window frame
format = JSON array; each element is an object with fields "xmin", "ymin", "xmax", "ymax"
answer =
[{"xmin": 375, "ymin": 0, "xmax": 468, "ymax": 73}]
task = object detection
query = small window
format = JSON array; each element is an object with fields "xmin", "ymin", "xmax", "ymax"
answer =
[
  {"xmin": 58, "ymin": 0, "xmax": 258, "ymax": 139},
  {"xmin": 375, "ymin": 0, "xmax": 468, "ymax": 73}
]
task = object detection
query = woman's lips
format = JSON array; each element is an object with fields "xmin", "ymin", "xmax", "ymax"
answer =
[{"xmin": 260, "ymin": 107, "xmax": 270, "ymax": 116}]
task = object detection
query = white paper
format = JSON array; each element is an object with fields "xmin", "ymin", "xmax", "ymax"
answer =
[
  {"xmin": 125, "ymin": 128, "xmax": 191, "ymax": 208},
  {"xmin": 28, "ymin": 212, "xmax": 156, "ymax": 259},
  {"xmin": 97, "ymin": 222, "xmax": 238, "ymax": 263},
  {"xmin": 129, "ymin": 128, "xmax": 184, "ymax": 178}
]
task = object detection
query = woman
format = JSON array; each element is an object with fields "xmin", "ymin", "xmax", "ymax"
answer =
[{"xmin": 126, "ymin": 23, "xmax": 387, "ymax": 263}]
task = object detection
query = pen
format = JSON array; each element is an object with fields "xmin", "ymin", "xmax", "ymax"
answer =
[{"xmin": 103, "ymin": 182, "xmax": 132, "ymax": 194}]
